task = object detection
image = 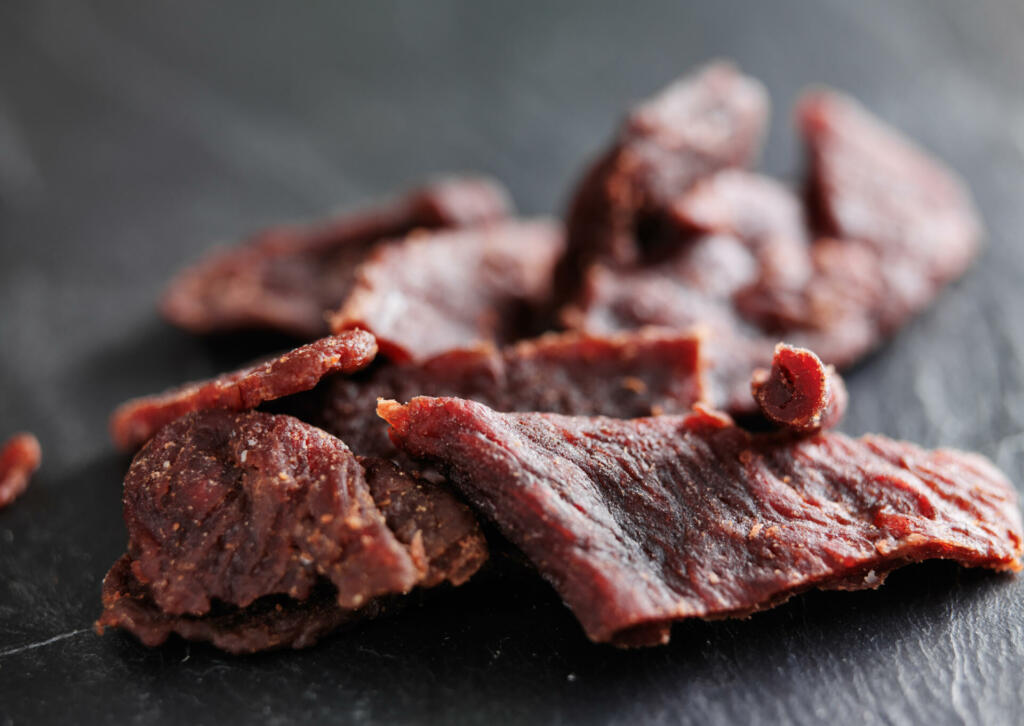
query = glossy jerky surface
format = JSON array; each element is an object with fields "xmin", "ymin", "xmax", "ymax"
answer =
[
  {"xmin": 380, "ymin": 396, "xmax": 1022, "ymax": 647},
  {"xmin": 110, "ymin": 330, "xmax": 378, "ymax": 451},
  {"xmin": 161, "ymin": 176, "xmax": 512, "ymax": 338},
  {"xmin": 330, "ymin": 219, "xmax": 565, "ymax": 362},
  {"xmin": 315, "ymin": 328, "xmax": 704, "ymax": 460},
  {"xmin": 0, "ymin": 433, "xmax": 41, "ymax": 509},
  {"xmin": 123, "ymin": 409, "xmax": 421, "ymax": 616}
]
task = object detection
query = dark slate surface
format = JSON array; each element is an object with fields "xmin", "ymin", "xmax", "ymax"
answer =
[{"xmin": 2, "ymin": 1, "xmax": 1023, "ymax": 723}]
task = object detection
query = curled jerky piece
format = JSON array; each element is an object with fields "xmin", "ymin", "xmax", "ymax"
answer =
[
  {"xmin": 315, "ymin": 328, "xmax": 705, "ymax": 460},
  {"xmin": 751, "ymin": 343, "xmax": 847, "ymax": 433},
  {"xmin": 162, "ymin": 176, "xmax": 512, "ymax": 338},
  {"xmin": 330, "ymin": 219, "xmax": 565, "ymax": 362},
  {"xmin": 99, "ymin": 452, "xmax": 486, "ymax": 653},
  {"xmin": 0, "ymin": 433, "xmax": 41, "ymax": 509},
  {"xmin": 110, "ymin": 330, "xmax": 377, "ymax": 451},
  {"xmin": 380, "ymin": 396, "xmax": 1021, "ymax": 647},
  {"xmin": 123, "ymin": 410, "xmax": 421, "ymax": 616},
  {"xmin": 560, "ymin": 61, "xmax": 768, "ymax": 280}
]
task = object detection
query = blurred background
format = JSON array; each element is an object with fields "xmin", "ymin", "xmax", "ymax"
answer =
[{"xmin": 2, "ymin": 2, "xmax": 1024, "ymax": 724}]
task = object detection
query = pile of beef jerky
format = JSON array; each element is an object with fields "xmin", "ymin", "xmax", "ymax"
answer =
[{"xmin": 96, "ymin": 62, "xmax": 1023, "ymax": 653}]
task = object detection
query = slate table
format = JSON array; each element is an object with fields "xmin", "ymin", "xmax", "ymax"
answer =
[{"xmin": 2, "ymin": 2, "xmax": 1024, "ymax": 724}]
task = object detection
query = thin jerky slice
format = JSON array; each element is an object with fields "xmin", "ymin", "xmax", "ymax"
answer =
[
  {"xmin": 380, "ymin": 395, "xmax": 1022, "ymax": 647},
  {"xmin": 0, "ymin": 433, "xmax": 41, "ymax": 509},
  {"xmin": 316, "ymin": 328, "xmax": 705, "ymax": 460},
  {"xmin": 110, "ymin": 330, "xmax": 377, "ymax": 451},
  {"xmin": 161, "ymin": 176, "xmax": 512, "ymax": 338},
  {"xmin": 124, "ymin": 409, "xmax": 421, "ymax": 616},
  {"xmin": 560, "ymin": 61, "xmax": 768, "ymax": 282},
  {"xmin": 751, "ymin": 343, "xmax": 847, "ymax": 433},
  {"xmin": 98, "ymin": 457, "xmax": 486, "ymax": 653},
  {"xmin": 330, "ymin": 219, "xmax": 565, "ymax": 362}
]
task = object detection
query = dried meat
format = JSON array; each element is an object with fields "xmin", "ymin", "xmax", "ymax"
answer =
[
  {"xmin": 110, "ymin": 330, "xmax": 377, "ymax": 450},
  {"xmin": 330, "ymin": 219, "xmax": 565, "ymax": 362},
  {"xmin": 100, "ymin": 408, "xmax": 486, "ymax": 652},
  {"xmin": 161, "ymin": 176, "xmax": 512, "ymax": 338},
  {"xmin": 379, "ymin": 364, "xmax": 1021, "ymax": 647},
  {"xmin": 560, "ymin": 70, "xmax": 982, "ymax": 414},
  {"xmin": 0, "ymin": 433, "xmax": 41, "ymax": 510},
  {"xmin": 314, "ymin": 328, "xmax": 705, "ymax": 460},
  {"xmin": 750, "ymin": 343, "xmax": 847, "ymax": 433}
]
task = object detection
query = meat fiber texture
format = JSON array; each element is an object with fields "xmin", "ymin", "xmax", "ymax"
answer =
[
  {"xmin": 0, "ymin": 433, "xmax": 41, "ymax": 509},
  {"xmin": 314, "ymin": 328, "xmax": 705, "ymax": 461},
  {"xmin": 330, "ymin": 219, "xmax": 565, "ymax": 363},
  {"xmin": 379, "ymin": 350, "xmax": 1021, "ymax": 648},
  {"xmin": 98, "ymin": 410, "xmax": 486, "ymax": 653},
  {"xmin": 161, "ymin": 176, "xmax": 512, "ymax": 338},
  {"xmin": 110, "ymin": 330, "xmax": 378, "ymax": 450},
  {"xmin": 560, "ymin": 63, "xmax": 982, "ymax": 413}
]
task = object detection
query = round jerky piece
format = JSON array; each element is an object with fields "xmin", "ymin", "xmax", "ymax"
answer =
[
  {"xmin": 110, "ymin": 330, "xmax": 378, "ymax": 451},
  {"xmin": 0, "ymin": 432, "xmax": 41, "ymax": 509},
  {"xmin": 750, "ymin": 343, "xmax": 847, "ymax": 433},
  {"xmin": 124, "ymin": 409, "xmax": 421, "ymax": 616}
]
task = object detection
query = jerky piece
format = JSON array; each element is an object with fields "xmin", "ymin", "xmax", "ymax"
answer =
[
  {"xmin": 0, "ymin": 433, "xmax": 41, "ymax": 509},
  {"xmin": 110, "ymin": 329, "xmax": 377, "ymax": 451},
  {"xmin": 380, "ymin": 395, "xmax": 1022, "ymax": 647},
  {"xmin": 161, "ymin": 176, "xmax": 512, "ymax": 338},
  {"xmin": 559, "ymin": 61, "xmax": 767, "ymax": 288},
  {"xmin": 316, "ymin": 328, "xmax": 705, "ymax": 460},
  {"xmin": 124, "ymin": 409, "xmax": 421, "ymax": 616},
  {"xmin": 330, "ymin": 220, "xmax": 565, "ymax": 362},
  {"xmin": 750, "ymin": 343, "xmax": 847, "ymax": 433},
  {"xmin": 97, "ymin": 556, "xmax": 379, "ymax": 654}
]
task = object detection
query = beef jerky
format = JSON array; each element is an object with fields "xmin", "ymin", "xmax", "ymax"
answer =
[
  {"xmin": 98, "ymin": 452, "xmax": 485, "ymax": 653},
  {"xmin": 330, "ymin": 219, "xmax": 565, "ymax": 363},
  {"xmin": 558, "ymin": 61, "xmax": 767, "ymax": 293},
  {"xmin": 110, "ymin": 330, "xmax": 377, "ymax": 451},
  {"xmin": 315, "ymin": 328, "xmax": 705, "ymax": 460},
  {"xmin": 161, "ymin": 176, "xmax": 512, "ymax": 338},
  {"xmin": 562, "ymin": 80, "xmax": 982, "ymax": 413},
  {"xmin": 0, "ymin": 433, "xmax": 41, "ymax": 509},
  {"xmin": 123, "ymin": 409, "xmax": 422, "ymax": 616},
  {"xmin": 751, "ymin": 343, "xmax": 847, "ymax": 433},
  {"xmin": 379, "ymin": 386, "xmax": 1021, "ymax": 647}
]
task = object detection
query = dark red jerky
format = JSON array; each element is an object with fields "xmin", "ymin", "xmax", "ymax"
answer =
[
  {"xmin": 315, "ymin": 328, "xmax": 705, "ymax": 461},
  {"xmin": 0, "ymin": 433, "xmax": 41, "ymax": 509},
  {"xmin": 380, "ymin": 396, "xmax": 1022, "ymax": 647},
  {"xmin": 751, "ymin": 344, "xmax": 847, "ymax": 433},
  {"xmin": 97, "ymin": 556, "xmax": 382, "ymax": 654},
  {"xmin": 559, "ymin": 61, "xmax": 768, "ymax": 285},
  {"xmin": 161, "ymin": 176, "xmax": 512, "ymax": 338},
  {"xmin": 361, "ymin": 457, "xmax": 487, "ymax": 588},
  {"xmin": 330, "ymin": 219, "xmax": 565, "ymax": 363},
  {"xmin": 123, "ymin": 409, "xmax": 421, "ymax": 616},
  {"xmin": 110, "ymin": 330, "xmax": 378, "ymax": 451},
  {"xmin": 99, "ymin": 454, "xmax": 486, "ymax": 653}
]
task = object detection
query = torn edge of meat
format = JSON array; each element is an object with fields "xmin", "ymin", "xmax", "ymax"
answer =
[
  {"xmin": 110, "ymin": 329, "xmax": 378, "ymax": 451},
  {"xmin": 378, "ymin": 367, "xmax": 1021, "ymax": 648},
  {"xmin": 160, "ymin": 175, "xmax": 513, "ymax": 338},
  {"xmin": 0, "ymin": 433, "xmax": 41, "ymax": 509},
  {"xmin": 751, "ymin": 343, "xmax": 847, "ymax": 433},
  {"xmin": 98, "ymin": 410, "xmax": 487, "ymax": 653}
]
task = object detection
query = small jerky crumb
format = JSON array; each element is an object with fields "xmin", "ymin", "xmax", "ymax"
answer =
[
  {"xmin": 0, "ymin": 433, "xmax": 41, "ymax": 509},
  {"xmin": 751, "ymin": 343, "xmax": 847, "ymax": 433},
  {"xmin": 110, "ymin": 330, "xmax": 378, "ymax": 451}
]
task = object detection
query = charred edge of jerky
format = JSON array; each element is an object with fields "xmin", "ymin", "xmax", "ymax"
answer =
[
  {"xmin": 109, "ymin": 330, "xmax": 378, "ymax": 451},
  {"xmin": 0, "ymin": 432, "xmax": 41, "ymax": 510},
  {"xmin": 750, "ymin": 343, "xmax": 847, "ymax": 433},
  {"xmin": 160, "ymin": 175, "xmax": 513, "ymax": 337}
]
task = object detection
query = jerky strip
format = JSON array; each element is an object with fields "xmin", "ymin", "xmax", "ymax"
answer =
[
  {"xmin": 379, "ymin": 394, "xmax": 1021, "ymax": 647},
  {"xmin": 161, "ymin": 176, "xmax": 512, "ymax": 338},
  {"xmin": 750, "ymin": 343, "xmax": 847, "ymax": 433},
  {"xmin": 110, "ymin": 329, "xmax": 377, "ymax": 451},
  {"xmin": 0, "ymin": 433, "xmax": 41, "ymax": 509}
]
